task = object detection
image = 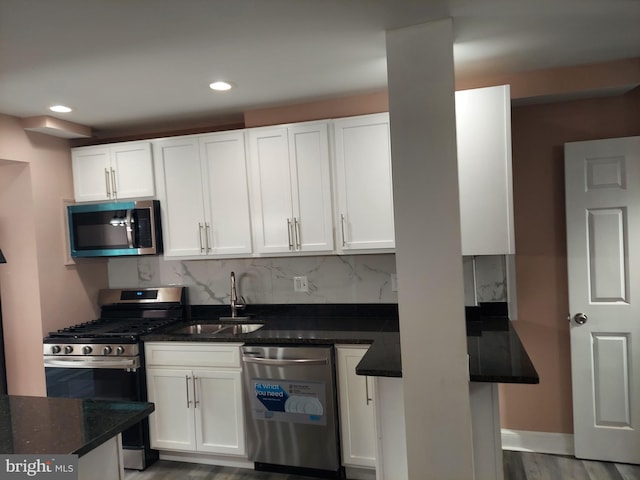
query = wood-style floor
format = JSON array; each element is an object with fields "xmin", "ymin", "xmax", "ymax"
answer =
[{"xmin": 124, "ymin": 451, "xmax": 640, "ymax": 479}]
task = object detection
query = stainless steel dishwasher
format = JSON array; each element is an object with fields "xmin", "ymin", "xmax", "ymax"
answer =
[{"xmin": 241, "ymin": 345, "xmax": 343, "ymax": 478}]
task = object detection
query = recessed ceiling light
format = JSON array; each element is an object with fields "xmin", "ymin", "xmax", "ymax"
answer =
[
  {"xmin": 209, "ymin": 81, "xmax": 233, "ymax": 91},
  {"xmin": 49, "ymin": 105, "xmax": 73, "ymax": 113}
]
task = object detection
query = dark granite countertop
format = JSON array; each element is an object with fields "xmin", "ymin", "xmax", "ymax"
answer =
[
  {"xmin": 0, "ymin": 395, "xmax": 154, "ymax": 456},
  {"xmin": 143, "ymin": 303, "xmax": 538, "ymax": 384}
]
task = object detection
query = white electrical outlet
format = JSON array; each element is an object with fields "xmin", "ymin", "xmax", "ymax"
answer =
[{"xmin": 294, "ymin": 276, "xmax": 308, "ymax": 292}]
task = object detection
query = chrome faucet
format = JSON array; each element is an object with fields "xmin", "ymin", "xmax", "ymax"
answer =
[{"xmin": 230, "ymin": 271, "xmax": 246, "ymax": 318}]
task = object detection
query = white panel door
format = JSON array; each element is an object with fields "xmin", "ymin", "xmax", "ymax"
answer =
[
  {"xmin": 193, "ymin": 369, "xmax": 246, "ymax": 455},
  {"xmin": 146, "ymin": 368, "xmax": 196, "ymax": 451},
  {"xmin": 110, "ymin": 141, "xmax": 155, "ymax": 199},
  {"xmin": 333, "ymin": 113, "xmax": 395, "ymax": 252},
  {"xmin": 71, "ymin": 146, "xmax": 111, "ymax": 202},
  {"xmin": 565, "ymin": 136, "xmax": 640, "ymax": 463},
  {"xmin": 248, "ymin": 127, "xmax": 295, "ymax": 254},
  {"xmin": 153, "ymin": 137, "xmax": 206, "ymax": 256},
  {"xmin": 200, "ymin": 131, "xmax": 253, "ymax": 255},
  {"xmin": 289, "ymin": 123, "xmax": 334, "ymax": 252}
]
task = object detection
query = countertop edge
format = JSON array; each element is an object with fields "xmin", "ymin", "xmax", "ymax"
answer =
[{"xmin": 75, "ymin": 402, "xmax": 155, "ymax": 457}]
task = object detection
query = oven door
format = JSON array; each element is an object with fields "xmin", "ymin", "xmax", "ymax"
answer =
[{"xmin": 44, "ymin": 356, "xmax": 154, "ymax": 469}]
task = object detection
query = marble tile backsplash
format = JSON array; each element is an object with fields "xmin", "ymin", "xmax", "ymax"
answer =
[
  {"xmin": 108, "ymin": 254, "xmax": 399, "ymax": 305},
  {"xmin": 108, "ymin": 254, "xmax": 507, "ymax": 305}
]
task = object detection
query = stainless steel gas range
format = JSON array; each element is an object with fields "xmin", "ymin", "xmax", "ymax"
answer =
[{"xmin": 43, "ymin": 286, "xmax": 187, "ymax": 470}]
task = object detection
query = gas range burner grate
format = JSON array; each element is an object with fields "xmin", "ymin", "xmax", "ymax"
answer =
[
  {"xmin": 44, "ymin": 286, "xmax": 188, "ymax": 342},
  {"xmin": 47, "ymin": 316, "xmax": 180, "ymax": 338}
]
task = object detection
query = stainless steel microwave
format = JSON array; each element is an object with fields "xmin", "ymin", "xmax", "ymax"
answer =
[{"xmin": 67, "ymin": 200, "xmax": 163, "ymax": 258}]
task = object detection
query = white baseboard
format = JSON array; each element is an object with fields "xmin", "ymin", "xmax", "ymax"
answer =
[
  {"xmin": 501, "ymin": 429, "xmax": 574, "ymax": 456},
  {"xmin": 344, "ymin": 466, "xmax": 376, "ymax": 480},
  {"xmin": 159, "ymin": 451, "xmax": 253, "ymax": 469}
]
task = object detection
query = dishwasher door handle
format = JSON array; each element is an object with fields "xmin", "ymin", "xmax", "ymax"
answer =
[{"xmin": 242, "ymin": 356, "xmax": 328, "ymax": 366}]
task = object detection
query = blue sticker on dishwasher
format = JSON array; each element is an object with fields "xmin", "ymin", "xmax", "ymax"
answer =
[
  {"xmin": 250, "ymin": 379, "xmax": 326, "ymax": 425},
  {"xmin": 255, "ymin": 382, "xmax": 289, "ymax": 411}
]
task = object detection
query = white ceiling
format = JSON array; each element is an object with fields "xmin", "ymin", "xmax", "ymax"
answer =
[{"xmin": 1, "ymin": 0, "xmax": 639, "ymax": 136}]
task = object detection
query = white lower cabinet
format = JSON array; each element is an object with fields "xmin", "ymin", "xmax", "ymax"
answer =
[
  {"xmin": 336, "ymin": 345, "xmax": 377, "ymax": 469},
  {"xmin": 145, "ymin": 342, "xmax": 245, "ymax": 456}
]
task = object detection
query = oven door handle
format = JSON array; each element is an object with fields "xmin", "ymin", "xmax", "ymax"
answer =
[{"xmin": 44, "ymin": 357, "xmax": 140, "ymax": 369}]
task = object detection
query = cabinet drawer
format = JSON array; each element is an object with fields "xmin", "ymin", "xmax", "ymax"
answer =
[{"xmin": 145, "ymin": 342, "xmax": 242, "ymax": 368}]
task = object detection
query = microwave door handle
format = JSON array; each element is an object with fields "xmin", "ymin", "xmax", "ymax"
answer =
[{"xmin": 125, "ymin": 209, "xmax": 134, "ymax": 248}]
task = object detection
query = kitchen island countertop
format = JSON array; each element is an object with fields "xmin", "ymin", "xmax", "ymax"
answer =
[
  {"xmin": 144, "ymin": 303, "xmax": 538, "ymax": 384},
  {"xmin": 0, "ymin": 395, "xmax": 154, "ymax": 456}
]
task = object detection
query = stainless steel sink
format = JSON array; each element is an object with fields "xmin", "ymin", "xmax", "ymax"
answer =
[
  {"xmin": 170, "ymin": 322, "xmax": 264, "ymax": 336},
  {"xmin": 224, "ymin": 323, "xmax": 264, "ymax": 334}
]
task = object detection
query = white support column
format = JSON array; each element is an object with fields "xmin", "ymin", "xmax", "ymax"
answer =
[{"xmin": 386, "ymin": 19, "xmax": 475, "ymax": 479}]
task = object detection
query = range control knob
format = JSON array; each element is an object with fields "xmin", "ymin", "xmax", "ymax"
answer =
[
  {"xmin": 103, "ymin": 346, "xmax": 113, "ymax": 355},
  {"xmin": 116, "ymin": 346, "xmax": 125, "ymax": 356},
  {"xmin": 82, "ymin": 346, "xmax": 93, "ymax": 354},
  {"xmin": 64, "ymin": 345, "xmax": 74, "ymax": 354},
  {"xmin": 51, "ymin": 345, "xmax": 61, "ymax": 354}
]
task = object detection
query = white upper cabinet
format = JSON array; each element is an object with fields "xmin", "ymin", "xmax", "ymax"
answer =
[
  {"xmin": 153, "ymin": 136, "xmax": 206, "ymax": 257},
  {"xmin": 247, "ymin": 121, "xmax": 333, "ymax": 255},
  {"xmin": 71, "ymin": 141, "xmax": 154, "ymax": 202},
  {"xmin": 455, "ymin": 84, "xmax": 515, "ymax": 255},
  {"xmin": 332, "ymin": 113, "xmax": 395, "ymax": 253},
  {"xmin": 200, "ymin": 132, "xmax": 253, "ymax": 256},
  {"xmin": 153, "ymin": 131, "xmax": 252, "ymax": 258}
]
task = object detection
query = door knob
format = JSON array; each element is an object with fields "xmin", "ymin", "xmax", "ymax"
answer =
[{"xmin": 573, "ymin": 313, "xmax": 588, "ymax": 325}]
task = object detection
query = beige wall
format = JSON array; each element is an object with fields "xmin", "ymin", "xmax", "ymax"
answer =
[
  {"xmin": 0, "ymin": 113, "xmax": 108, "ymax": 396},
  {"xmin": 499, "ymin": 88, "xmax": 640, "ymax": 433},
  {"xmin": 244, "ymin": 90, "xmax": 389, "ymax": 127}
]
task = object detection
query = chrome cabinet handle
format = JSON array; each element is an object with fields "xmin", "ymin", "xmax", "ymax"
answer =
[
  {"xmin": 573, "ymin": 313, "xmax": 588, "ymax": 325},
  {"xmin": 294, "ymin": 217, "xmax": 301, "ymax": 250},
  {"xmin": 198, "ymin": 223, "xmax": 205, "ymax": 252},
  {"xmin": 110, "ymin": 168, "xmax": 117, "ymax": 198},
  {"xmin": 105, "ymin": 168, "xmax": 111, "ymax": 198},
  {"xmin": 340, "ymin": 214, "xmax": 347, "ymax": 247},
  {"xmin": 185, "ymin": 375, "xmax": 192, "ymax": 407},
  {"xmin": 193, "ymin": 376, "xmax": 200, "ymax": 407},
  {"xmin": 365, "ymin": 377, "xmax": 372, "ymax": 406},
  {"xmin": 205, "ymin": 224, "xmax": 212, "ymax": 253},
  {"xmin": 287, "ymin": 218, "xmax": 294, "ymax": 250}
]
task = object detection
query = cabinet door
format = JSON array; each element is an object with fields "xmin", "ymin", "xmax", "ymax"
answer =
[
  {"xmin": 336, "ymin": 346, "xmax": 376, "ymax": 468},
  {"xmin": 193, "ymin": 369, "xmax": 246, "ymax": 455},
  {"xmin": 71, "ymin": 146, "xmax": 111, "ymax": 202},
  {"xmin": 248, "ymin": 127, "xmax": 295, "ymax": 254},
  {"xmin": 153, "ymin": 137, "xmax": 207, "ymax": 257},
  {"xmin": 110, "ymin": 141, "xmax": 155, "ymax": 199},
  {"xmin": 146, "ymin": 368, "xmax": 196, "ymax": 451},
  {"xmin": 200, "ymin": 132, "xmax": 253, "ymax": 256},
  {"xmin": 456, "ymin": 85, "xmax": 514, "ymax": 255},
  {"xmin": 333, "ymin": 113, "xmax": 395, "ymax": 252},
  {"xmin": 289, "ymin": 123, "xmax": 334, "ymax": 253}
]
